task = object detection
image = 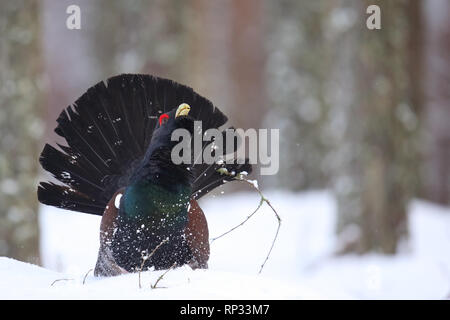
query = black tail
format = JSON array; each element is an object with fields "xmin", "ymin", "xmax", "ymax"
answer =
[{"xmin": 38, "ymin": 74, "xmax": 252, "ymax": 215}]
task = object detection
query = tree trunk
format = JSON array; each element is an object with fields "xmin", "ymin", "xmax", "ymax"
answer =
[
  {"xmin": 335, "ymin": 0, "xmax": 423, "ymax": 254},
  {"xmin": 0, "ymin": 0, "xmax": 43, "ymax": 263},
  {"xmin": 422, "ymin": 0, "xmax": 450, "ymax": 205}
]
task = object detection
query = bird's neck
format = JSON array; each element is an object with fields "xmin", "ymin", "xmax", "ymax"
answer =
[
  {"xmin": 131, "ymin": 147, "xmax": 193, "ymax": 191},
  {"xmin": 121, "ymin": 147, "xmax": 192, "ymax": 223}
]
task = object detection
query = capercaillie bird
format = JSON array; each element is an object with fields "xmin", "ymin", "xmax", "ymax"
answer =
[{"xmin": 38, "ymin": 74, "xmax": 252, "ymax": 276}]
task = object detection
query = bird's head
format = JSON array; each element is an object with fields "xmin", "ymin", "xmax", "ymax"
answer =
[
  {"xmin": 155, "ymin": 103, "xmax": 194, "ymax": 135},
  {"xmin": 144, "ymin": 103, "xmax": 195, "ymax": 161}
]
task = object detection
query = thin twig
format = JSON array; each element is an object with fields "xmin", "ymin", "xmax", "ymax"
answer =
[
  {"xmin": 256, "ymin": 195, "xmax": 281, "ymax": 274},
  {"xmin": 82, "ymin": 269, "xmax": 93, "ymax": 285},
  {"xmin": 151, "ymin": 262, "xmax": 177, "ymax": 289},
  {"xmin": 50, "ymin": 278, "xmax": 74, "ymax": 287},
  {"xmin": 213, "ymin": 171, "xmax": 282, "ymax": 274},
  {"xmin": 138, "ymin": 238, "xmax": 169, "ymax": 289},
  {"xmin": 211, "ymin": 197, "xmax": 264, "ymax": 241}
]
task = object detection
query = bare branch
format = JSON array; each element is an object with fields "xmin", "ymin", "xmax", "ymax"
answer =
[
  {"xmin": 212, "ymin": 171, "xmax": 282, "ymax": 274},
  {"xmin": 151, "ymin": 262, "xmax": 177, "ymax": 289},
  {"xmin": 82, "ymin": 269, "xmax": 93, "ymax": 285},
  {"xmin": 138, "ymin": 237, "xmax": 169, "ymax": 289},
  {"xmin": 50, "ymin": 278, "xmax": 74, "ymax": 287},
  {"xmin": 211, "ymin": 197, "xmax": 264, "ymax": 241}
]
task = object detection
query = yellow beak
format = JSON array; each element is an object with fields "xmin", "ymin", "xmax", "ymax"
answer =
[{"xmin": 175, "ymin": 103, "xmax": 191, "ymax": 118}]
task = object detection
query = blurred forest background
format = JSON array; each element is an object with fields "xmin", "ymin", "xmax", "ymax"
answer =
[{"xmin": 0, "ymin": 0, "xmax": 448, "ymax": 265}]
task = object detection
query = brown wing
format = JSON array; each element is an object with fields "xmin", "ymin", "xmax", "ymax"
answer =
[
  {"xmin": 185, "ymin": 199, "xmax": 210, "ymax": 269},
  {"xmin": 94, "ymin": 189, "xmax": 128, "ymax": 277}
]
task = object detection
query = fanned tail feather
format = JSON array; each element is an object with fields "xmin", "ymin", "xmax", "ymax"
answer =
[
  {"xmin": 192, "ymin": 160, "xmax": 252, "ymax": 200},
  {"xmin": 38, "ymin": 74, "xmax": 252, "ymax": 215}
]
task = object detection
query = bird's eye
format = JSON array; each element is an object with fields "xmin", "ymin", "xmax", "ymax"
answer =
[{"xmin": 159, "ymin": 113, "xmax": 169, "ymax": 126}]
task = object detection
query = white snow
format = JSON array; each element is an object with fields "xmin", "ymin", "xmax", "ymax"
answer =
[{"xmin": 1, "ymin": 190, "xmax": 450, "ymax": 299}]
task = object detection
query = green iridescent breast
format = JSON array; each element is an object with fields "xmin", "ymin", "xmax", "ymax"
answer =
[{"xmin": 121, "ymin": 181, "xmax": 191, "ymax": 230}]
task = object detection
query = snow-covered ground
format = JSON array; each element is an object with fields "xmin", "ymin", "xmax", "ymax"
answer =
[{"xmin": 1, "ymin": 190, "xmax": 450, "ymax": 299}]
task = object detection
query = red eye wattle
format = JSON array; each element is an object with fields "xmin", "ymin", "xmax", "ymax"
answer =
[{"xmin": 159, "ymin": 113, "xmax": 169, "ymax": 126}]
